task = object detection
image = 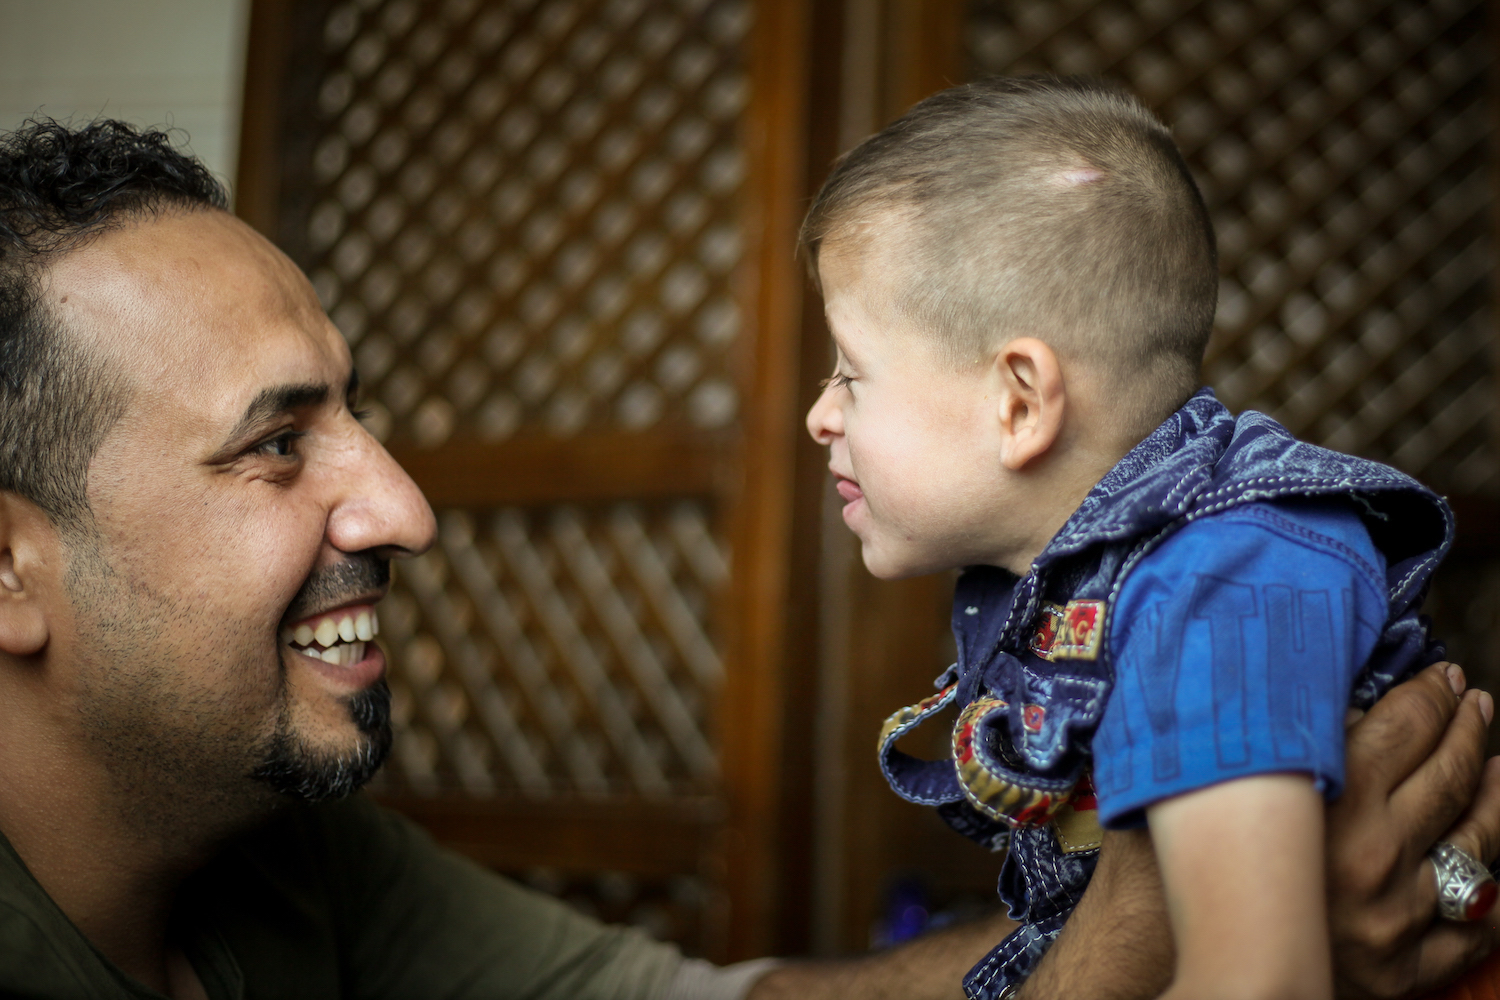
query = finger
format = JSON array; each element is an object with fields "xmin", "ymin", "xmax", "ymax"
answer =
[
  {"xmin": 1386, "ymin": 689, "xmax": 1494, "ymax": 863},
  {"xmin": 1412, "ymin": 918, "xmax": 1500, "ymax": 997},
  {"xmin": 1439, "ymin": 756, "xmax": 1500, "ymax": 869},
  {"xmin": 1389, "ymin": 690, "xmax": 1491, "ymax": 853},
  {"xmin": 1347, "ymin": 664, "xmax": 1465, "ymax": 801},
  {"xmin": 1409, "ymin": 759, "xmax": 1500, "ymax": 971}
]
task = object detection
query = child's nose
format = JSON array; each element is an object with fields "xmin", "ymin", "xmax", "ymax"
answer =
[{"xmin": 806, "ymin": 387, "xmax": 841, "ymax": 444}]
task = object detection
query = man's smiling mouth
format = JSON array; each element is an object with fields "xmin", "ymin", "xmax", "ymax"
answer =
[{"xmin": 280, "ymin": 605, "xmax": 380, "ymax": 666}]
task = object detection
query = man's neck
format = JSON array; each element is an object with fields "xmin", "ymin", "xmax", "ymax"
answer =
[{"xmin": 0, "ymin": 679, "xmax": 271, "ymax": 994}]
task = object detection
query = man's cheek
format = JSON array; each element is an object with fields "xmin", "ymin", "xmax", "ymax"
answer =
[{"xmin": 241, "ymin": 514, "xmax": 328, "ymax": 608}]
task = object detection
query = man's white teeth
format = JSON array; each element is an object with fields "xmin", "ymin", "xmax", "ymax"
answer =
[
  {"xmin": 282, "ymin": 611, "xmax": 380, "ymax": 650},
  {"xmin": 315, "ymin": 619, "xmax": 340, "ymax": 647},
  {"xmin": 316, "ymin": 641, "xmax": 366, "ymax": 666}
]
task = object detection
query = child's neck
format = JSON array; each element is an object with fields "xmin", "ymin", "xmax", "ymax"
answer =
[{"xmin": 999, "ymin": 421, "xmax": 1145, "ymax": 577}]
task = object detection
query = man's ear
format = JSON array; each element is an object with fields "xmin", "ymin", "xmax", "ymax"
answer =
[
  {"xmin": 994, "ymin": 337, "xmax": 1067, "ymax": 471},
  {"xmin": 0, "ymin": 493, "xmax": 54, "ymax": 656}
]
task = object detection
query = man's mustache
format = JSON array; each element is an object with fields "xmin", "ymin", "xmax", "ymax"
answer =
[{"xmin": 282, "ymin": 555, "xmax": 390, "ymax": 624}]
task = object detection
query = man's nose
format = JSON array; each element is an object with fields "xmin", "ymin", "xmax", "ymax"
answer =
[
  {"xmin": 326, "ymin": 425, "xmax": 437, "ymax": 560},
  {"xmin": 806, "ymin": 385, "xmax": 842, "ymax": 445}
]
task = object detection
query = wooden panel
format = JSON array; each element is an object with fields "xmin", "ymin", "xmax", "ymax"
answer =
[
  {"xmin": 390, "ymin": 429, "xmax": 734, "ymax": 506},
  {"xmin": 235, "ymin": 0, "xmax": 291, "ymax": 234},
  {"xmin": 369, "ymin": 499, "xmax": 728, "ymax": 798},
  {"xmin": 716, "ymin": 0, "xmax": 814, "ymax": 960}
]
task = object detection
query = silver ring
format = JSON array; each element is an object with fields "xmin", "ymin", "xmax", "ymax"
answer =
[{"xmin": 1430, "ymin": 841, "xmax": 1498, "ymax": 922}]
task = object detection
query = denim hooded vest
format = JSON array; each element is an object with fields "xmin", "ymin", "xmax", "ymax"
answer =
[{"xmin": 877, "ymin": 389, "xmax": 1452, "ymax": 999}]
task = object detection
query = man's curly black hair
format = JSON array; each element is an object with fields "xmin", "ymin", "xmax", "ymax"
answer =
[{"xmin": 0, "ymin": 118, "xmax": 227, "ymax": 532}]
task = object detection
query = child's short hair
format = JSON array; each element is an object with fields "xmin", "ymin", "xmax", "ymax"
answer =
[{"xmin": 801, "ymin": 76, "xmax": 1218, "ymax": 416}]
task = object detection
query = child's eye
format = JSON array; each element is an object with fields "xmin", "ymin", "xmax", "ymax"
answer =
[{"xmin": 819, "ymin": 372, "xmax": 854, "ymax": 391}]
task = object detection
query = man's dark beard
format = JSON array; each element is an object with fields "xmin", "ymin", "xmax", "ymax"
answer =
[
  {"xmin": 251, "ymin": 554, "xmax": 394, "ymax": 802},
  {"xmin": 251, "ymin": 679, "xmax": 393, "ymax": 802}
]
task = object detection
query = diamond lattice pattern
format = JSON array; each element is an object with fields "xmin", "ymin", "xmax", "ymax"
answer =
[
  {"xmin": 969, "ymin": 0, "xmax": 1493, "ymax": 494},
  {"xmin": 367, "ymin": 501, "xmax": 727, "ymax": 796},
  {"xmin": 306, "ymin": 0, "xmax": 750, "ymax": 447}
]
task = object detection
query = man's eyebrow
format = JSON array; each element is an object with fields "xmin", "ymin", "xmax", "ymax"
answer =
[{"xmin": 225, "ymin": 382, "xmax": 331, "ymax": 443}]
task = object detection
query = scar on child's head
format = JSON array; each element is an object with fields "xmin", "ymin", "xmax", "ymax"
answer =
[{"xmin": 1054, "ymin": 166, "xmax": 1106, "ymax": 187}]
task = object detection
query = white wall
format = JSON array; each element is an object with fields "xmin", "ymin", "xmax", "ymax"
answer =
[{"xmin": 0, "ymin": 0, "xmax": 250, "ymax": 192}]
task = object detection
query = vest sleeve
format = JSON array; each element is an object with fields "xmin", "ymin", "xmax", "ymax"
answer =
[{"xmin": 1092, "ymin": 500, "xmax": 1388, "ymax": 830}]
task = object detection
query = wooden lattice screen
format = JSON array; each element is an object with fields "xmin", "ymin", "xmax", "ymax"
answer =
[
  {"xmin": 237, "ymin": 0, "xmax": 817, "ymax": 959},
  {"xmin": 969, "ymin": 0, "xmax": 1492, "ymax": 496}
]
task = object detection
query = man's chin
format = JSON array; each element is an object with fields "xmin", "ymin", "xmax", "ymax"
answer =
[{"xmin": 251, "ymin": 680, "xmax": 393, "ymax": 803}]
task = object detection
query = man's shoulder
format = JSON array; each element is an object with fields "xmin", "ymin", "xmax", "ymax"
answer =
[{"xmin": 0, "ymin": 851, "xmax": 141, "ymax": 997}]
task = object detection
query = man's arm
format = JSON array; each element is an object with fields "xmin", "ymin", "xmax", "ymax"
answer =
[
  {"xmin": 745, "ymin": 664, "xmax": 1499, "ymax": 1000},
  {"xmin": 747, "ymin": 911, "xmax": 1018, "ymax": 1000}
]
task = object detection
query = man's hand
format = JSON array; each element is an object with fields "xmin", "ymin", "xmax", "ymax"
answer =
[
  {"xmin": 1329, "ymin": 663, "xmax": 1500, "ymax": 999},
  {"xmin": 1016, "ymin": 663, "xmax": 1500, "ymax": 1000}
]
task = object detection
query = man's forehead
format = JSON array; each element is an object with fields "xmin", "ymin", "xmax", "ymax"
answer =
[{"xmin": 45, "ymin": 210, "xmax": 348, "ymax": 426}]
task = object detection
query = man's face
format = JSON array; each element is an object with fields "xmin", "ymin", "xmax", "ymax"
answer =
[
  {"xmin": 44, "ymin": 209, "xmax": 435, "ymax": 810},
  {"xmin": 804, "ymin": 241, "xmax": 1015, "ymax": 579}
]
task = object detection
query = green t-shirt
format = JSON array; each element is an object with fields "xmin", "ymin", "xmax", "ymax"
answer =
[{"xmin": 0, "ymin": 795, "xmax": 684, "ymax": 998}]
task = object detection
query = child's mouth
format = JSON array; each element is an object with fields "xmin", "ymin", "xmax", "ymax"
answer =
[{"xmin": 835, "ymin": 478, "xmax": 864, "ymax": 504}]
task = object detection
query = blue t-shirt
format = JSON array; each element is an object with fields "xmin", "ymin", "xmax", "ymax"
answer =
[{"xmin": 1092, "ymin": 500, "xmax": 1389, "ymax": 829}]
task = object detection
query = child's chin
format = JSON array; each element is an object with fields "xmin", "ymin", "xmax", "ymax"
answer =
[{"xmin": 859, "ymin": 543, "xmax": 928, "ymax": 581}]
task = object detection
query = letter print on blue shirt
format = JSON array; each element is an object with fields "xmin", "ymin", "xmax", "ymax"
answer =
[
  {"xmin": 1264, "ymin": 586, "xmax": 1337, "ymax": 763},
  {"xmin": 1093, "ymin": 502, "xmax": 1389, "ymax": 829},
  {"xmin": 1137, "ymin": 599, "xmax": 1188, "ymax": 782},
  {"xmin": 1194, "ymin": 575, "xmax": 1259, "ymax": 769}
]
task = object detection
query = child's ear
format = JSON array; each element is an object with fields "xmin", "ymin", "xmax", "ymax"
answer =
[
  {"xmin": 993, "ymin": 337, "xmax": 1066, "ymax": 471},
  {"xmin": 0, "ymin": 493, "xmax": 54, "ymax": 657}
]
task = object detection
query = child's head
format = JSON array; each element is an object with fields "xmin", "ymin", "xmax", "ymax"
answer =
[{"xmin": 804, "ymin": 77, "xmax": 1218, "ymax": 580}]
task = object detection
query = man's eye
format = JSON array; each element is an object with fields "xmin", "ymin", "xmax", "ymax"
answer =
[{"xmin": 254, "ymin": 431, "xmax": 303, "ymax": 458}]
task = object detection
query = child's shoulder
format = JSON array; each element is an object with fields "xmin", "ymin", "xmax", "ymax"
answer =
[
  {"xmin": 1128, "ymin": 497, "xmax": 1387, "ymax": 602},
  {"xmin": 1201, "ymin": 498, "xmax": 1381, "ymax": 569}
]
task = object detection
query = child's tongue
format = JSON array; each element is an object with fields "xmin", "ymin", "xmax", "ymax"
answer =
[{"xmin": 836, "ymin": 479, "xmax": 863, "ymax": 503}]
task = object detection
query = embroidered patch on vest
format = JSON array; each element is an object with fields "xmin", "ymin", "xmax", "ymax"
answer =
[{"xmin": 1029, "ymin": 600, "xmax": 1105, "ymax": 661}]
